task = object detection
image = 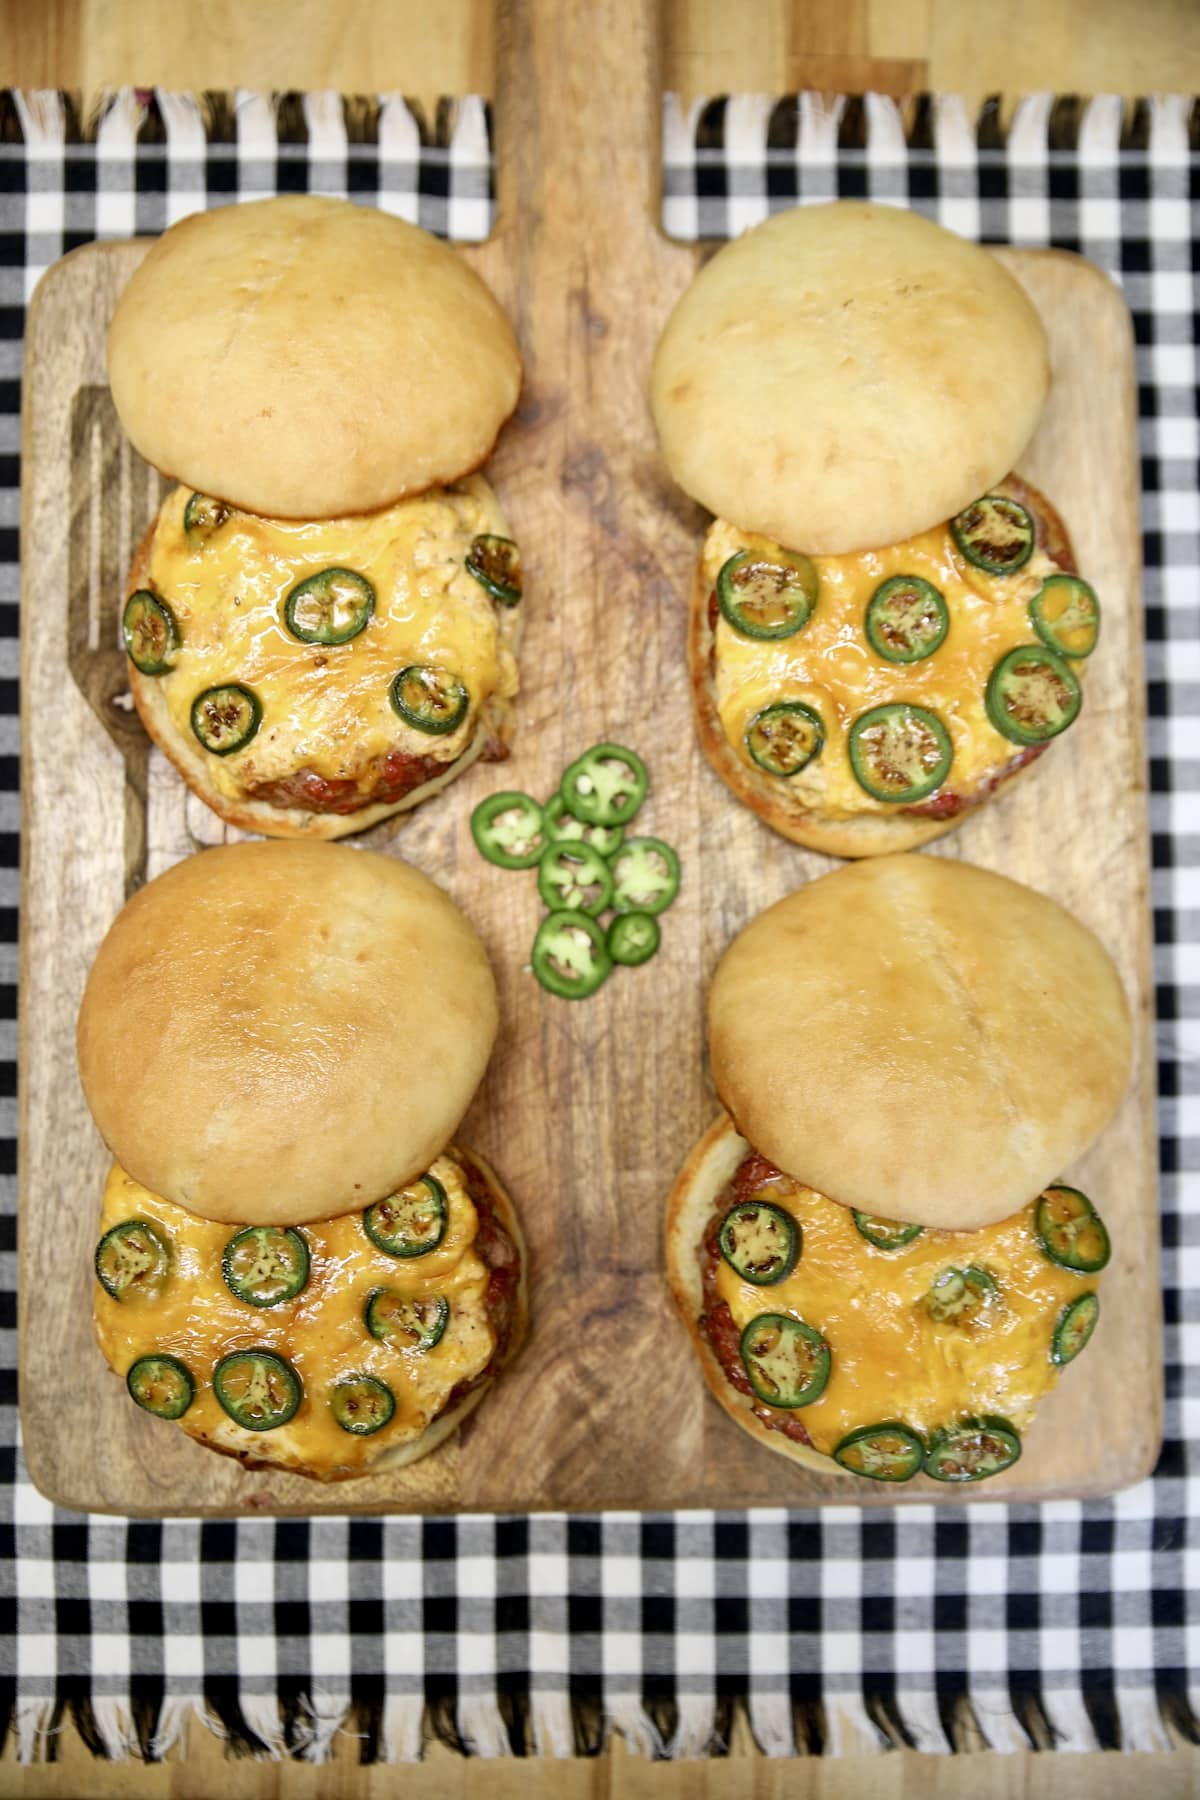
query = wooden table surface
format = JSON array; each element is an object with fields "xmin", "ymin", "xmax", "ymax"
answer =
[{"xmin": 3, "ymin": 2, "xmax": 1200, "ymax": 1795}]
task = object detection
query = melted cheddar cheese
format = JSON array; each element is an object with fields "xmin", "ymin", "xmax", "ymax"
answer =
[
  {"xmin": 144, "ymin": 475, "xmax": 520, "ymax": 803},
  {"xmin": 703, "ymin": 507, "xmax": 1075, "ymax": 818},
  {"xmin": 94, "ymin": 1157, "xmax": 497, "ymax": 1479},
  {"xmin": 715, "ymin": 1170, "xmax": 1100, "ymax": 1455}
]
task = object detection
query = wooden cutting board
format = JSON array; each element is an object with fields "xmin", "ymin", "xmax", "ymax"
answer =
[{"xmin": 19, "ymin": 0, "xmax": 1159, "ymax": 1515}]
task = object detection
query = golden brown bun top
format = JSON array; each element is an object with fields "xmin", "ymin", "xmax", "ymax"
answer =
[
  {"xmin": 106, "ymin": 196, "xmax": 521, "ymax": 518},
  {"xmin": 651, "ymin": 202, "xmax": 1050, "ymax": 555},
  {"xmin": 707, "ymin": 855, "xmax": 1131, "ymax": 1228},
  {"xmin": 76, "ymin": 842, "xmax": 499, "ymax": 1224}
]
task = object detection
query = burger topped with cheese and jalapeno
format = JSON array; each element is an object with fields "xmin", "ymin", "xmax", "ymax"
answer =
[
  {"xmin": 651, "ymin": 201, "xmax": 1099, "ymax": 856},
  {"xmin": 107, "ymin": 195, "xmax": 524, "ymax": 839},
  {"xmin": 664, "ymin": 855, "xmax": 1132, "ymax": 1486}
]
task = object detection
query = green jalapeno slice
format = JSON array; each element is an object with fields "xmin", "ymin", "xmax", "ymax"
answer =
[
  {"xmin": 532, "ymin": 909, "xmax": 612, "ymax": 1000},
  {"xmin": 718, "ymin": 1201, "xmax": 799, "ymax": 1285},
  {"xmin": 1034, "ymin": 1185, "xmax": 1111, "ymax": 1273},
  {"xmin": 190, "ymin": 683, "xmax": 262, "ymax": 756},
  {"xmin": 95, "ymin": 1219, "xmax": 171, "ymax": 1301},
  {"xmin": 183, "ymin": 493, "xmax": 230, "ymax": 539},
  {"xmin": 986, "ymin": 645, "xmax": 1081, "ymax": 745},
  {"xmin": 609, "ymin": 837, "xmax": 680, "ymax": 916},
  {"xmin": 126, "ymin": 1353, "xmax": 195, "ymax": 1420},
  {"xmin": 864, "ymin": 575, "xmax": 949, "ymax": 664},
  {"xmin": 745, "ymin": 701, "xmax": 824, "ymax": 778},
  {"xmin": 951, "ymin": 495, "xmax": 1035, "ymax": 575},
  {"xmin": 852, "ymin": 1211, "xmax": 924, "ymax": 1251},
  {"xmin": 331, "ymin": 1374, "xmax": 396, "ymax": 1436},
  {"xmin": 924, "ymin": 1417, "xmax": 1021, "ymax": 1483},
  {"xmin": 606, "ymin": 912, "xmax": 660, "ymax": 967},
  {"xmin": 390, "ymin": 665, "xmax": 470, "ymax": 736},
  {"xmin": 123, "ymin": 590, "xmax": 180, "ymax": 675},
  {"xmin": 222, "ymin": 1226, "xmax": 311, "ymax": 1308},
  {"xmin": 833, "ymin": 1422, "xmax": 925, "ymax": 1482},
  {"xmin": 284, "ymin": 567, "xmax": 375, "ymax": 645},
  {"xmin": 739, "ymin": 1314, "xmax": 830, "ymax": 1408},
  {"xmin": 559, "ymin": 744, "xmax": 648, "ymax": 827},
  {"xmin": 537, "ymin": 842, "xmax": 615, "ymax": 917},
  {"xmin": 364, "ymin": 1288, "xmax": 450, "ymax": 1350},
  {"xmin": 1029, "ymin": 574, "xmax": 1101, "ymax": 659},
  {"xmin": 213, "ymin": 1349, "xmax": 302, "ymax": 1432},
  {"xmin": 465, "ymin": 534, "xmax": 522, "ymax": 606},
  {"xmin": 716, "ymin": 547, "xmax": 819, "ymax": 640},
  {"xmin": 925, "ymin": 1264, "xmax": 997, "ymax": 1324},
  {"xmin": 471, "ymin": 792, "xmax": 546, "ymax": 869},
  {"xmin": 1052, "ymin": 1292, "xmax": 1100, "ymax": 1365},
  {"xmin": 543, "ymin": 795, "xmax": 625, "ymax": 858},
  {"xmin": 848, "ymin": 702, "xmax": 953, "ymax": 803},
  {"xmin": 363, "ymin": 1176, "xmax": 449, "ymax": 1259}
]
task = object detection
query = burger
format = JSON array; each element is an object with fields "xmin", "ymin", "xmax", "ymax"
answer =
[
  {"xmin": 106, "ymin": 196, "xmax": 523, "ymax": 839},
  {"xmin": 651, "ymin": 202, "xmax": 1100, "ymax": 856},
  {"xmin": 664, "ymin": 855, "xmax": 1131, "ymax": 1485},
  {"xmin": 76, "ymin": 842, "xmax": 526, "ymax": 1481}
]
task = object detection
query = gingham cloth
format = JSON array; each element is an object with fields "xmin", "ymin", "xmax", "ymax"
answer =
[{"xmin": 0, "ymin": 86, "xmax": 1196, "ymax": 1764}]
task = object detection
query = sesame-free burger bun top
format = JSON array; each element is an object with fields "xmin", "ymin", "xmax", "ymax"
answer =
[
  {"xmin": 76, "ymin": 842, "xmax": 499, "ymax": 1225},
  {"xmin": 651, "ymin": 201, "xmax": 1049, "ymax": 555},
  {"xmin": 708, "ymin": 855, "xmax": 1131, "ymax": 1229},
  {"xmin": 106, "ymin": 196, "xmax": 521, "ymax": 519}
]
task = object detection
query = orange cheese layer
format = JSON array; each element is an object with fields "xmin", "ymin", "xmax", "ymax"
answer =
[
  {"xmin": 145, "ymin": 475, "xmax": 520, "ymax": 803},
  {"xmin": 715, "ymin": 1171, "xmax": 1100, "ymax": 1455},
  {"xmin": 703, "ymin": 512, "xmax": 1071, "ymax": 819},
  {"xmin": 93, "ymin": 1156, "xmax": 496, "ymax": 1478}
]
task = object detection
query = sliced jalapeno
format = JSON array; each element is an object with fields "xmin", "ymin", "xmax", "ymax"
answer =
[
  {"xmin": 739, "ymin": 1314, "xmax": 830, "ymax": 1408},
  {"xmin": 183, "ymin": 492, "xmax": 230, "ymax": 539},
  {"xmin": 716, "ymin": 547, "xmax": 818, "ymax": 640},
  {"xmin": 848, "ymin": 702, "xmax": 952, "ymax": 803},
  {"xmin": 213, "ymin": 1349, "xmax": 302, "ymax": 1432},
  {"xmin": 852, "ymin": 1211, "xmax": 923, "ymax": 1251},
  {"xmin": 924, "ymin": 1417, "xmax": 1021, "ymax": 1483},
  {"xmin": 951, "ymin": 495, "xmax": 1035, "ymax": 575},
  {"xmin": 532, "ymin": 909, "xmax": 612, "ymax": 1000},
  {"xmin": 606, "ymin": 911, "xmax": 660, "ymax": 967},
  {"xmin": 718, "ymin": 1201, "xmax": 799, "ymax": 1285},
  {"xmin": 390, "ymin": 665, "xmax": 470, "ymax": 736},
  {"xmin": 543, "ymin": 794, "xmax": 625, "ymax": 858},
  {"xmin": 364, "ymin": 1288, "xmax": 449, "ymax": 1350},
  {"xmin": 123, "ymin": 590, "xmax": 179, "ymax": 675},
  {"xmin": 191, "ymin": 683, "xmax": 261, "ymax": 756},
  {"xmin": 986, "ymin": 645, "xmax": 1081, "ymax": 745},
  {"xmin": 284, "ymin": 567, "xmax": 374, "ymax": 645},
  {"xmin": 465, "ymin": 534, "xmax": 522, "ymax": 606},
  {"xmin": 559, "ymin": 744, "xmax": 647, "ymax": 827},
  {"xmin": 746, "ymin": 701, "xmax": 824, "ymax": 778},
  {"xmin": 926, "ymin": 1264, "xmax": 997, "ymax": 1324},
  {"xmin": 331, "ymin": 1373, "xmax": 396, "ymax": 1436},
  {"xmin": 126, "ymin": 1353, "xmax": 195, "ymax": 1420},
  {"xmin": 95, "ymin": 1219, "xmax": 170, "ymax": 1301},
  {"xmin": 222, "ymin": 1226, "xmax": 310, "ymax": 1309},
  {"xmin": 865, "ymin": 575, "xmax": 949, "ymax": 664},
  {"xmin": 1030, "ymin": 574, "xmax": 1101, "ymax": 659},
  {"xmin": 471, "ymin": 791, "xmax": 545, "ymax": 869},
  {"xmin": 609, "ymin": 837, "xmax": 680, "ymax": 916},
  {"xmin": 537, "ymin": 842, "xmax": 614, "ymax": 917},
  {"xmin": 833, "ymin": 1422, "xmax": 924, "ymax": 1482},
  {"xmin": 363, "ymin": 1176, "xmax": 448, "ymax": 1259},
  {"xmin": 1052, "ymin": 1292, "xmax": 1099, "ymax": 1365},
  {"xmin": 1035, "ymin": 1185, "xmax": 1111, "ymax": 1273}
]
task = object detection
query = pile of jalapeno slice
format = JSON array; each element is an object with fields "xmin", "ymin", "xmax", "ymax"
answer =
[{"xmin": 471, "ymin": 744, "xmax": 683, "ymax": 999}]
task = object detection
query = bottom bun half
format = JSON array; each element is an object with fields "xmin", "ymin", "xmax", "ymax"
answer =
[{"xmin": 664, "ymin": 1114, "xmax": 846, "ymax": 1478}]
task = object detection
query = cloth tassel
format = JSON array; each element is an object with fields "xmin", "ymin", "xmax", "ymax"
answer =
[
  {"xmin": 746, "ymin": 1692, "xmax": 796, "ymax": 1757},
  {"xmin": 380, "ymin": 1694, "xmax": 425, "ymax": 1763},
  {"xmin": 456, "ymin": 1692, "xmax": 514, "ymax": 1757},
  {"xmin": 89, "ymin": 1699, "xmax": 136, "ymax": 1760},
  {"xmin": 606, "ymin": 1698, "xmax": 665, "ymax": 1758},
  {"xmin": 147, "ymin": 1697, "xmax": 195, "ymax": 1762},
  {"xmin": 823, "ymin": 1692, "xmax": 890, "ymax": 1757},
  {"xmin": 529, "ymin": 1692, "xmax": 575, "ymax": 1758},
  {"xmin": 14, "ymin": 1703, "xmax": 54, "ymax": 1764},
  {"xmin": 669, "ymin": 1693, "xmax": 720, "ymax": 1757},
  {"xmin": 296, "ymin": 1692, "xmax": 350, "ymax": 1763},
  {"xmin": 1116, "ymin": 1687, "xmax": 1173, "ymax": 1754},
  {"xmin": 236, "ymin": 1694, "xmax": 288, "ymax": 1758}
]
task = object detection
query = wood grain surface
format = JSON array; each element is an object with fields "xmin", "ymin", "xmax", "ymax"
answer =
[{"xmin": 19, "ymin": 0, "xmax": 1158, "ymax": 1518}]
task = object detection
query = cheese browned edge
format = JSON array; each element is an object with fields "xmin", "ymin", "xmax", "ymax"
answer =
[{"xmin": 688, "ymin": 474, "xmax": 1079, "ymax": 858}]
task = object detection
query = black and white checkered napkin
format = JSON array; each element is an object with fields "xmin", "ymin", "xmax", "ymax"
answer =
[{"xmin": 0, "ymin": 86, "xmax": 1197, "ymax": 1764}]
